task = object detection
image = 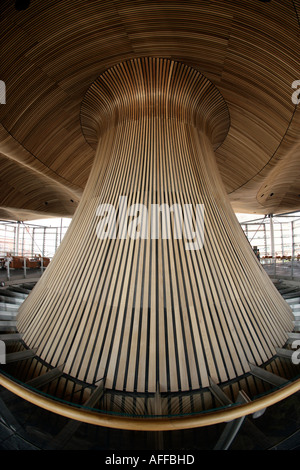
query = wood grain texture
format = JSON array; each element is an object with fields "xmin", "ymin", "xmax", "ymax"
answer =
[
  {"xmin": 0, "ymin": 0, "xmax": 299, "ymax": 220},
  {"xmin": 17, "ymin": 58, "xmax": 294, "ymax": 394}
]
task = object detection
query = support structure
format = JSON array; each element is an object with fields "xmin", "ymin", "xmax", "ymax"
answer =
[
  {"xmin": 17, "ymin": 58, "xmax": 294, "ymax": 397},
  {"xmin": 269, "ymin": 214, "xmax": 275, "ymax": 259}
]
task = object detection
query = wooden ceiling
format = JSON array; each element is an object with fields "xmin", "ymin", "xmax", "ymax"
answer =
[{"xmin": 0, "ymin": 0, "xmax": 299, "ymax": 220}]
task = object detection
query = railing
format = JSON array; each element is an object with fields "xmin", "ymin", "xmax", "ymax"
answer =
[
  {"xmin": 261, "ymin": 256, "xmax": 300, "ymax": 280},
  {"xmin": 0, "ymin": 255, "xmax": 50, "ymax": 282},
  {"xmin": 0, "ymin": 369, "xmax": 299, "ymax": 431},
  {"xmin": 1, "ymin": 258, "xmax": 299, "ymax": 435}
]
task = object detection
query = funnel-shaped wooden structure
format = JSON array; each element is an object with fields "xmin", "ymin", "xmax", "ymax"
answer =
[{"xmin": 17, "ymin": 58, "xmax": 293, "ymax": 393}]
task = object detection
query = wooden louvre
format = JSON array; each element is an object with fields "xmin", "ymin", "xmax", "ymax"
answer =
[
  {"xmin": 0, "ymin": 1, "xmax": 299, "ymax": 404},
  {"xmin": 17, "ymin": 58, "xmax": 294, "ymax": 394}
]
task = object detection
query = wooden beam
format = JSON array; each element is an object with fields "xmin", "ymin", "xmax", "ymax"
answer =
[
  {"xmin": 45, "ymin": 379, "xmax": 105, "ymax": 449},
  {"xmin": 214, "ymin": 391, "xmax": 251, "ymax": 450},
  {"xmin": 5, "ymin": 349, "xmax": 36, "ymax": 363},
  {"xmin": 25, "ymin": 365, "xmax": 65, "ymax": 389},
  {"xmin": 209, "ymin": 377, "xmax": 232, "ymax": 407},
  {"xmin": 249, "ymin": 363, "xmax": 287, "ymax": 387},
  {"xmin": 276, "ymin": 348, "xmax": 294, "ymax": 359},
  {"xmin": 209, "ymin": 376, "xmax": 265, "ymax": 420},
  {"xmin": 0, "ymin": 333, "xmax": 22, "ymax": 342}
]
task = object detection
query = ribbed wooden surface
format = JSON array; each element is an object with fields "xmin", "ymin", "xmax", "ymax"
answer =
[
  {"xmin": 17, "ymin": 59, "xmax": 294, "ymax": 394},
  {"xmin": 0, "ymin": 0, "xmax": 299, "ymax": 220}
]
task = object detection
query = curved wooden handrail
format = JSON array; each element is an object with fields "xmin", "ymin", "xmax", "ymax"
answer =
[{"xmin": 0, "ymin": 372, "xmax": 299, "ymax": 431}]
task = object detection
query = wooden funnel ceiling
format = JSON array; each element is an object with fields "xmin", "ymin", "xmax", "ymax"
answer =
[
  {"xmin": 0, "ymin": 0, "xmax": 298, "ymax": 401},
  {"xmin": 0, "ymin": 0, "xmax": 299, "ymax": 220},
  {"xmin": 17, "ymin": 58, "xmax": 294, "ymax": 394}
]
